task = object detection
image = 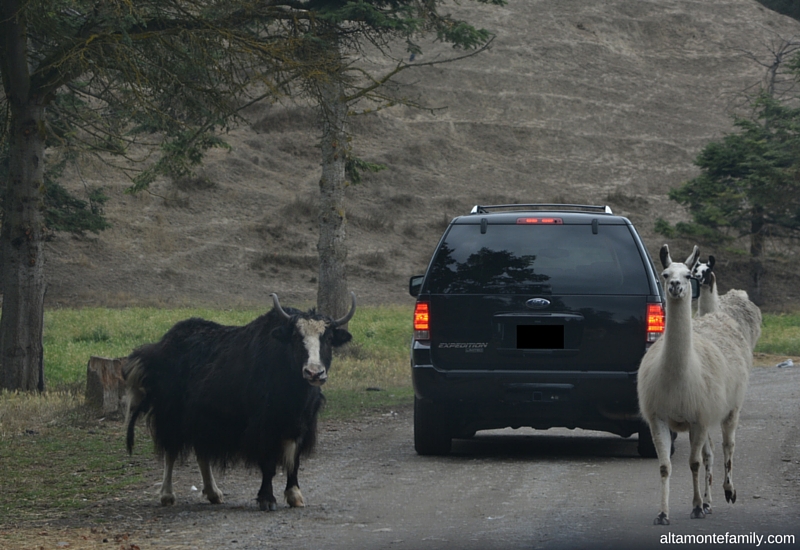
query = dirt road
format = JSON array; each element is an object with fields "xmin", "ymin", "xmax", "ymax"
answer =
[
  {"xmin": 95, "ymin": 365, "xmax": 797, "ymax": 550},
  {"xmin": 10, "ymin": 365, "xmax": 783, "ymax": 550}
]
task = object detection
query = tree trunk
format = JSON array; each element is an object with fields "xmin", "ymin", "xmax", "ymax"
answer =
[
  {"xmin": 0, "ymin": 2, "xmax": 47, "ymax": 391},
  {"xmin": 316, "ymin": 70, "xmax": 350, "ymax": 320},
  {"xmin": 0, "ymin": 102, "xmax": 47, "ymax": 391}
]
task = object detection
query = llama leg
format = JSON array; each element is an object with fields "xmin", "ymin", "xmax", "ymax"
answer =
[
  {"xmin": 701, "ymin": 435, "xmax": 714, "ymax": 515},
  {"xmin": 722, "ymin": 409, "xmax": 739, "ymax": 503},
  {"xmin": 688, "ymin": 425, "xmax": 709, "ymax": 519},
  {"xmin": 160, "ymin": 452, "xmax": 177, "ymax": 506},
  {"xmin": 197, "ymin": 456, "xmax": 224, "ymax": 504},
  {"xmin": 650, "ymin": 418, "xmax": 673, "ymax": 525}
]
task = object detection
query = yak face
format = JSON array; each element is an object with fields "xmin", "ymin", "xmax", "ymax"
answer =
[
  {"xmin": 269, "ymin": 292, "xmax": 356, "ymax": 387},
  {"xmin": 273, "ymin": 316, "xmax": 352, "ymax": 386}
]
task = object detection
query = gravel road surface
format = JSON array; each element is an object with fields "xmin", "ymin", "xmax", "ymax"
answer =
[{"xmin": 116, "ymin": 366, "xmax": 800, "ymax": 550}]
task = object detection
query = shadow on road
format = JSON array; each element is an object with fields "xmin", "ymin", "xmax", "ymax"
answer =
[{"xmin": 449, "ymin": 428, "xmax": 647, "ymax": 460}]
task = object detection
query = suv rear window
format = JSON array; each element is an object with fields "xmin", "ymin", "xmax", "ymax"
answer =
[{"xmin": 426, "ymin": 223, "xmax": 650, "ymax": 295}]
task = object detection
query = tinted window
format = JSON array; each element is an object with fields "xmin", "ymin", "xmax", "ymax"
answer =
[{"xmin": 426, "ymin": 223, "xmax": 649, "ymax": 295}]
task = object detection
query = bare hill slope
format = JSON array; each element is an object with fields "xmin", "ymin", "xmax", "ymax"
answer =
[{"xmin": 48, "ymin": 0, "xmax": 800, "ymax": 311}]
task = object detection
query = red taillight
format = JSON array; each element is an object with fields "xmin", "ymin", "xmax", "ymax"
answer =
[
  {"xmin": 516, "ymin": 217, "xmax": 563, "ymax": 225},
  {"xmin": 647, "ymin": 303, "xmax": 665, "ymax": 342},
  {"xmin": 414, "ymin": 301, "xmax": 430, "ymax": 340}
]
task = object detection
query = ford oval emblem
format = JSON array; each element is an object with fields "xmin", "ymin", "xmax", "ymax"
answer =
[{"xmin": 526, "ymin": 298, "xmax": 551, "ymax": 309}]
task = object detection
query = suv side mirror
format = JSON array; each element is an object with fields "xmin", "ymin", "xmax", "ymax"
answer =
[
  {"xmin": 691, "ymin": 277, "xmax": 700, "ymax": 300},
  {"xmin": 409, "ymin": 275, "xmax": 424, "ymax": 297}
]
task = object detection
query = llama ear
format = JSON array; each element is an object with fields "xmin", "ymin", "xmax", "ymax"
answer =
[
  {"xmin": 685, "ymin": 245, "xmax": 700, "ymax": 268},
  {"xmin": 708, "ymin": 255, "xmax": 715, "ymax": 271},
  {"xmin": 659, "ymin": 245, "xmax": 671, "ymax": 268}
]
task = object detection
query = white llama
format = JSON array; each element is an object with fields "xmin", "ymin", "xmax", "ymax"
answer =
[
  {"xmin": 692, "ymin": 256, "xmax": 762, "ymax": 351},
  {"xmin": 638, "ymin": 245, "xmax": 751, "ymax": 525}
]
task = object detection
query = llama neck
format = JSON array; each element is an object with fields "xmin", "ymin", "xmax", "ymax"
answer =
[
  {"xmin": 697, "ymin": 281, "xmax": 719, "ymax": 316},
  {"xmin": 661, "ymin": 294, "xmax": 694, "ymax": 367}
]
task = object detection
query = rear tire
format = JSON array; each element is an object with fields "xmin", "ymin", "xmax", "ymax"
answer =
[
  {"xmin": 638, "ymin": 423, "xmax": 676, "ymax": 458},
  {"xmin": 414, "ymin": 396, "xmax": 452, "ymax": 456}
]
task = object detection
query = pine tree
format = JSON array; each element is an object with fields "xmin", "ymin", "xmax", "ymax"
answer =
[
  {"xmin": 656, "ymin": 94, "xmax": 800, "ymax": 302},
  {"xmin": 289, "ymin": 0, "xmax": 504, "ymax": 318},
  {"xmin": 0, "ymin": 0, "xmax": 311, "ymax": 391}
]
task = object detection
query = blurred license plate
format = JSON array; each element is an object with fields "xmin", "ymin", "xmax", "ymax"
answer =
[{"xmin": 517, "ymin": 325, "xmax": 564, "ymax": 350}]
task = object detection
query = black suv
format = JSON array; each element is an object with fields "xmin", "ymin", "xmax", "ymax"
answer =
[{"xmin": 409, "ymin": 204, "xmax": 666, "ymax": 456}]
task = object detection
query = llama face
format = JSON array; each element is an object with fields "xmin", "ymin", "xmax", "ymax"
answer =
[
  {"xmin": 661, "ymin": 263, "xmax": 693, "ymax": 299},
  {"xmin": 691, "ymin": 256, "xmax": 715, "ymax": 287},
  {"xmin": 659, "ymin": 244, "xmax": 700, "ymax": 300}
]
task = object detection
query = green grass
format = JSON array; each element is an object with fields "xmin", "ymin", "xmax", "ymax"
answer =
[
  {"xmin": 31, "ymin": 306, "xmax": 800, "ymax": 410},
  {"xmin": 44, "ymin": 302, "xmax": 414, "ymax": 412},
  {"xmin": 755, "ymin": 312, "xmax": 800, "ymax": 356},
  {"xmin": 0, "ymin": 401, "xmax": 153, "ymax": 524},
  {"xmin": 38, "ymin": 305, "xmax": 800, "ymax": 400},
  {"xmin": 323, "ymin": 386, "xmax": 414, "ymax": 417},
  {"xmin": 42, "ymin": 304, "xmax": 414, "ymax": 413},
  {"xmin": 0, "ymin": 427, "xmax": 149, "ymax": 520},
  {"xmin": 43, "ymin": 307, "xmax": 271, "ymax": 389}
]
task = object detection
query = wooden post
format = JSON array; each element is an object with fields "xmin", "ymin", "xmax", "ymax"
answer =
[{"xmin": 85, "ymin": 356, "xmax": 127, "ymax": 415}]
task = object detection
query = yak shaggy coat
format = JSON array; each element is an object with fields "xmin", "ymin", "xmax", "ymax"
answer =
[{"xmin": 125, "ymin": 293, "xmax": 355, "ymax": 511}]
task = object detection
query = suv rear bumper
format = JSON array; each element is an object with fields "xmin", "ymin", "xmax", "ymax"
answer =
[{"xmin": 412, "ymin": 357, "xmax": 642, "ymax": 438}]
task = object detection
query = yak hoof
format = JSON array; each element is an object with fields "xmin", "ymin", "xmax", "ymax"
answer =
[
  {"xmin": 690, "ymin": 506, "xmax": 706, "ymax": 519},
  {"xmin": 725, "ymin": 489, "xmax": 737, "ymax": 503},
  {"xmin": 203, "ymin": 487, "xmax": 224, "ymax": 505},
  {"xmin": 258, "ymin": 499, "xmax": 278, "ymax": 512},
  {"xmin": 653, "ymin": 513, "xmax": 670, "ymax": 525},
  {"xmin": 160, "ymin": 494, "xmax": 176, "ymax": 507},
  {"xmin": 285, "ymin": 486, "xmax": 305, "ymax": 508}
]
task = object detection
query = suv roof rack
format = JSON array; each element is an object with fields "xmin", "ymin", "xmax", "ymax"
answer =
[{"xmin": 469, "ymin": 204, "xmax": 613, "ymax": 215}]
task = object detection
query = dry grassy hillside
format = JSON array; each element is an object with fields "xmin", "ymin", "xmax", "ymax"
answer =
[{"xmin": 47, "ymin": 0, "xmax": 800, "ymax": 311}]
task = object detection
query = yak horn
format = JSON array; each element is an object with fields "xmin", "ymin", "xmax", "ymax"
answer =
[
  {"xmin": 271, "ymin": 292, "xmax": 356, "ymax": 326},
  {"xmin": 271, "ymin": 293, "xmax": 293, "ymax": 321},
  {"xmin": 332, "ymin": 292, "xmax": 357, "ymax": 327}
]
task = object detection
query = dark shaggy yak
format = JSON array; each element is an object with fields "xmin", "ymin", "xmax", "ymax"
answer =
[{"xmin": 124, "ymin": 293, "xmax": 355, "ymax": 511}]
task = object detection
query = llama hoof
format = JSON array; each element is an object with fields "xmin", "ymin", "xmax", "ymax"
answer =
[
  {"xmin": 690, "ymin": 506, "xmax": 706, "ymax": 519},
  {"xmin": 725, "ymin": 489, "xmax": 737, "ymax": 503},
  {"xmin": 160, "ymin": 493, "xmax": 175, "ymax": 506},
  {"xmin": 258, "ymin": 498, "xmax": 278, "ymax": 511},
  {"xmin": 653, "ymin": 513, "xmax": 670, "ymax": 525}
]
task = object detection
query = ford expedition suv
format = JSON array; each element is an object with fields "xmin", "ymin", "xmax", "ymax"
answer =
[{"xmin": 409, "ymin": 204, "xmax": 669, "ymax": 456}]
